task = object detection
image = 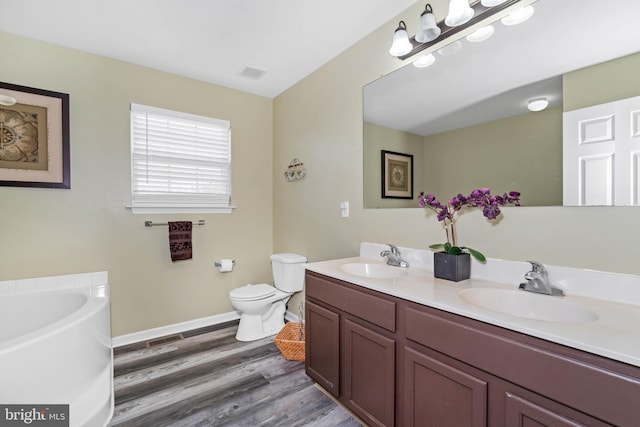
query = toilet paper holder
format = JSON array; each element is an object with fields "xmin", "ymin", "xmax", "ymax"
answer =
[{"xmin": 215, "ymin": 259, "xmax": 236, "ymax": 272}]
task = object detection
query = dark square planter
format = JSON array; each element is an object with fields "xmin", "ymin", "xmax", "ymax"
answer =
[{"xmin": 434, "ymin": 252, "xmax": 471, "ymax": 282}]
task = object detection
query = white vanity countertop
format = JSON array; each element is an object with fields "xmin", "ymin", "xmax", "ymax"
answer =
[{"xmin": 305, "ymin": 254, "xmax": 640, "ymax": 368}]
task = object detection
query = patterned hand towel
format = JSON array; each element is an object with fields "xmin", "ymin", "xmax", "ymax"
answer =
[{"xmin": 168, "ymin": 221, "xmax": 192, "ymax": 261}]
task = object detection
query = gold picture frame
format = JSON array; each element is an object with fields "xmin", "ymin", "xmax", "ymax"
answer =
[
  {"xmin": 0, "ymin": 81, "xmax": 70, "ymax": 188},
  {"xmin": 381, "ymin": 150, "xmax": 413, "ymax": 199}
]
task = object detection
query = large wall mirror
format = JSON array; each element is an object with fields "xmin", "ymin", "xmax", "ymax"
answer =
[{"xmin": 363, "ymin": 0, "xmax": 640, "ymax": 208}]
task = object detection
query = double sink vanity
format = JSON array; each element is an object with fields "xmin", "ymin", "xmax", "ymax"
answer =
[{"xmin": 304, "ymin": 243, "xmax": 640, "ymax": 426}]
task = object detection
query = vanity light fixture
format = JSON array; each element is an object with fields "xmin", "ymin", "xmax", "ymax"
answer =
[
  {"xmin": 501, "ymin": 5, "xmax": 535, "ymax": 25},
  {"xmin": 445, "ymin": 0, "xmax": 475, "ymax": 27},
  {"xmin": 415, "ymin": 4, "xmax": 441, "ymax": 43},
  {"xmin": 466, "ymin": 25, "xmax": 495, "ymax": 42},
  {"xmin": 390, "ymin": 0, "xmax": 537, "ymax": 61},
  {"xmin": 389, "ymin": 21, "xmax": 413, "ymax": 57},
  {"xmin": 0, "ymin": 94, "xmax": 17, "ymax": 106},
  {"xmin": 527, "ymin": 97, "xmax": 549, "ymax": 112}
]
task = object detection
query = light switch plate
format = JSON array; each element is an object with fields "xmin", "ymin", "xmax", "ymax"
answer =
[{"xmin": 340, "ymin": 201, "xmax": 349, "ymax": 217}]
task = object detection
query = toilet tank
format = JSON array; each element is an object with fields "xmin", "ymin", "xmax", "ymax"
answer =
[{"xmin": 270, "ymin": 253, "xmax": 307, "ymax": 292}]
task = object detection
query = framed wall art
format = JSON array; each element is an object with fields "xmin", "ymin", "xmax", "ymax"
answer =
[
  {"xmin": 0, "ymin": 81, "xmax": 70, "ymax": 189},
  {"xmin": 381, "ymin": 150, "xmax": 413, "ymax": 199}
]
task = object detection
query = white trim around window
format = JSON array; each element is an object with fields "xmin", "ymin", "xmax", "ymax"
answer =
[{"xmin": 128, "ymin": 103, "xmax": 235, "ymax": 214}]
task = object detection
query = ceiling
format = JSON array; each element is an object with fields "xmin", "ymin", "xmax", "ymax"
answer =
[{"xmin": 0, "ymin": 0, "xmax": 416, "ymax": 98}]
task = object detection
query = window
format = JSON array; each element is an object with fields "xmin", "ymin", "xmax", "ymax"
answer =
[{"xmin": 129, "ymin": 103, "xmax": 233, "ymax": 214}]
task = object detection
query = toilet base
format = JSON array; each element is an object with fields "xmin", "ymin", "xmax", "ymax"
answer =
[{"xmin": 235, "ymin": 300, "xmax": 288, "ymax": 342}]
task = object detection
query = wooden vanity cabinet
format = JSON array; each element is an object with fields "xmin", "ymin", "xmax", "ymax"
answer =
[
  {"xmin": 402, "ymin": 340, "xmax": 613, "ymax": 427},
  {"xmin": 305, "ymin": 271, "xmax": 640, "ymax": 427},
  {"xmin": 403, "ymin": 302, "xmax": 640, "ymax": 426},
  {"xmin": 305, "ymin": 271, "xmax": 397, "ymax": 427}
]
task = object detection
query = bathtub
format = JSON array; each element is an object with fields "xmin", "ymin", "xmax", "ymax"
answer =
[{"xmin": 0, "ymin": 273, "xmax": 113, "ymax": 427}]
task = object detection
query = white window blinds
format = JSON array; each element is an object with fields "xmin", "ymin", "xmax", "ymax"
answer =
[{"xmin": 130, "ymin": 103, "xmax": 232, "ymax": 213}]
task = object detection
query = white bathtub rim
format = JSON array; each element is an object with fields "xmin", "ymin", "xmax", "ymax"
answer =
[
  {"xmin": 0, "ymin": 284, "xmax": 109, "ymax": 355},
  {"xmin": 72, "ymin": 362, "xmax": 114, "ymax": 427}
]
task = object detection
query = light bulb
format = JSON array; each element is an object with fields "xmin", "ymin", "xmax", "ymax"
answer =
[
  {"xmin": 466, "ymin": 25, "xmax": 495, "ymax": 42},
  {"xmin": 445, "ymin": 0, "xmax": 474, "ymax": 27},
  {"xmin": 389, "ymin": 21, "xmax": 413, "ymax": 57},
  {"xmin": 481, "ymin": 0, "xmax": 508, "ymax": 6},
  {"xmin": 502, "ymin": 5, "xmax": 535, "ymax": 26},
  {"xmin": 437, "ymin": 40, "xmax": 462, "ymax": 56},
  {"xmin": 415, "ymin": 4, "xmax": 441, "ymax": 43},
  {"xmin": 413, "ymin": 54, "xmax": 436, "ymax": 68}
]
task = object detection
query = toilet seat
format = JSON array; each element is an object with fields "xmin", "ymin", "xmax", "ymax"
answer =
[{"xmin": 230, "ymin": 283, "xmax": 276, "ymax": 301}]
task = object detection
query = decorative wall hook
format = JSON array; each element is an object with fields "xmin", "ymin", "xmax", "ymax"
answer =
[{"xmin": 284, "ymin": 158, "xmax": 306, "ymax": 182}]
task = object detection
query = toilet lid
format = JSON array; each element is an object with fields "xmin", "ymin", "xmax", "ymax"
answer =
[{"xmin": 230, "ymin": 283, "xmax": 276, "ymax": 300}]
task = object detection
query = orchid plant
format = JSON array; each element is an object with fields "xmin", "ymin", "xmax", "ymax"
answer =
[{"xmin": 418, "ymin": 188, "xmax": 521, "ymax": 262}]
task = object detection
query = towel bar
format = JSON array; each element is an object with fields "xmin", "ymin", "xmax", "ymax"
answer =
[{"xmin": 145, "ymin": 219, "xmax": 206, "ymax": 227}]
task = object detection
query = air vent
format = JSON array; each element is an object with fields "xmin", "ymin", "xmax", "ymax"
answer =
[
  {"xmin": 147, "ymin": 333, "xmax": 184, "ymax": 347},
  {"xmin": 239, "ymin": 64, "xmax": 268, "ymax": 80}
]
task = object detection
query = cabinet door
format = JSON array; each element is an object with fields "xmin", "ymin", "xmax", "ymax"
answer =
[
  {"xmin": 403, "ymin": 346, "xmax": 487, "ymax": 427},
  {"xmin": 305, "ymin": 300, "xmax": 340, "ymax": 397},
  {"xmin": 504, "ymin": 392, "xmax": 612, "ymax": 427},
  {"xmin": 343, "ymin": 318, "xmax": 395, "ymax": 427}
]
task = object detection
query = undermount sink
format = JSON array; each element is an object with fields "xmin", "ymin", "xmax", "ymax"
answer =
[
  {"xmin": 339, "ymin": 263, "xmax": 408, "ymax": 279},
  {"xmin": 458, "ymin": 288, "xmax": 598, "ymax": 323}
]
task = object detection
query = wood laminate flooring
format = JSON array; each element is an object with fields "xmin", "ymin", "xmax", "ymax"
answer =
[{"xmin": 109, "ymin": 322, "xmax": 362, "ymax": 427}]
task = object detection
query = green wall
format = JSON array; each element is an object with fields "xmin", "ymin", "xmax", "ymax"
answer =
[
  {"xmin": 564, "ymin": 52, "xmax": 640, "ymax": 111},
  {"xmin": 363, "ymin": 122, "xmax": 424, "ymax": 208},
  {"xmin": 422, "ymin": 107, "xmax": 563, "ymax": 206},
  {"xmin": 0, "ymin": 31, "xmax": 274, "ymax": 337}
]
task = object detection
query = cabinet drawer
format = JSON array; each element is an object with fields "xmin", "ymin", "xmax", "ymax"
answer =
[{"xmin": 306, "ymin": 272, "xmax": 396, "ymax": 332}]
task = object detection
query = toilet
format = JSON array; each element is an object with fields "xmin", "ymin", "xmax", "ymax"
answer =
[{"xmin": 229, "ymin": 253, "xmax": 306, "ymax": 341}]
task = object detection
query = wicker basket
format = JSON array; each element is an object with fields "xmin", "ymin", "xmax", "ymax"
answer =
[{"xmin": 274, "ymin": 322, "xmax": 305, "ymax": 361}]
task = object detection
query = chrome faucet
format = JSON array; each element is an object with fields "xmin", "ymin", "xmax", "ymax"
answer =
[
  {"xmin": 519, "ymin": 261, "xmax": 564, "ymax": 296},
  {"xmin": 380, "ymin": 244, "xmax": 409, "ymax": 268}
]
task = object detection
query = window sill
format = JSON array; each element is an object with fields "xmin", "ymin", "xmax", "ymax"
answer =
[{"xmin": 126, "ymin": 204, "xmax": 236, "ymax": 214}]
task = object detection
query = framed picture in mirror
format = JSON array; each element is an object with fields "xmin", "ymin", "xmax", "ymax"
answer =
[{"xmin": 381, "ymin": 150, "xmax": 413, "ymax": 199}]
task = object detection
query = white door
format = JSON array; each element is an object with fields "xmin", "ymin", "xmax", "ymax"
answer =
[{"xmin": 563, "ymin": 95, "xmax": 640, "ymax": 206}]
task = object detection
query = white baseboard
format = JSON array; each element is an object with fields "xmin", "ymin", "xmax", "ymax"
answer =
[
  {"xmin": 111, "ymin": 311, "xmax": 241, "ymax": 348},
  {"xmin": 285, "ymin": 310, "xmax": 301, "ymax": 323},
  {"xmin": 111, "ymin": 309, "xmax": 302, "ymax": 347}
]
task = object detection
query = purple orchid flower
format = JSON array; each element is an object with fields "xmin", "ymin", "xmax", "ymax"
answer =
[{"xmin": 418, "ymin": 189, "xmax": 521, "ymax": 262}]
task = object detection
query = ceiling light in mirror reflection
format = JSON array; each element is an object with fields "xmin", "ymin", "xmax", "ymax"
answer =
[
  {"xmin": 413, "ymin": 54, "xmax": 436, "ymax": 68},
  {"xmin": 502, "ymin": 5, "xmax": 535, "ymax": 25},
  {"xmin": 466, "ymin": 25, "xmax": 495, "ymax": 42},
  {"xmin": 527, "ymin": 97, "xmax": 549, "ymax": 112},
  {"xmin": 481, "ymin": 0, "xmax": 509, "ymax": 6},
  {"xmin": 437, "ymin": 40, "xmax": 462, "ymax": 56}
]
